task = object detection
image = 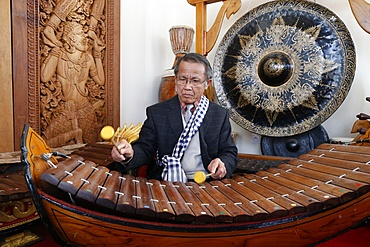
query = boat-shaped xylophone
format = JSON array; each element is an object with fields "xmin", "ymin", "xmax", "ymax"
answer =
[{"xmin": 21, "ymin": 125, "xmax": 370, "ymax": 246}]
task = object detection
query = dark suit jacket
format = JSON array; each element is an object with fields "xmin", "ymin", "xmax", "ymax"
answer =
[{"xmin": 124, "ymin": 95, "xmax": 238, "ymax": 180}]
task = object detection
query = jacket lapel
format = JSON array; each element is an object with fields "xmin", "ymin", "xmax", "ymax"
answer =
[
  {"xmin": 199, "ymin": 105, "xmax": 212, "ymax": 143},
  {"xmin": 168, "ymin": 96, "xmax": 183, "ymax": 136}
]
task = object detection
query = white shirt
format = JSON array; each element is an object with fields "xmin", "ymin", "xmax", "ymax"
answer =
[{"xmin": 181, "ymin": 116, "xmax": 207, "ymax": 179}]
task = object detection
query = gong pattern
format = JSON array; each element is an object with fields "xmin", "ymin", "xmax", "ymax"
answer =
[{"xmin": 214, "ymin": 0, "xmax": 356, "ymax": 137}]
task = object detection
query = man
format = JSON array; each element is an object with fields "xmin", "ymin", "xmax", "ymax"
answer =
[{"xmin": 111, "ymin": 53, "xmax": 238, "ymax": 182}]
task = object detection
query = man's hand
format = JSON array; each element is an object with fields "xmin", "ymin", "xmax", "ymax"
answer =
[
  {"xmin": 207, "ymin": 158, "xmax": 227, "ymax": 180},
  {"xmin": 111, "ymin": 139, "xmax": 134, "ymax": 163}
]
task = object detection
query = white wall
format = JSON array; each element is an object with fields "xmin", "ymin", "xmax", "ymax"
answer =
[{"xmin": 121, "ymin": 0, "xmax": 370, "ymax": 154}]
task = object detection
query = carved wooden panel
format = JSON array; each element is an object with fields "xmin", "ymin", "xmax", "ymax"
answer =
[{"xmin": 12, "ymin": 0, "xmax": 120, "ymax": 149}]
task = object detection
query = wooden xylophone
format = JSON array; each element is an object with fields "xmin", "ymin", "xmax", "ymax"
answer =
[{"xmin": 39, "ymin": 143, "xmax": 370, "ymax": 224}]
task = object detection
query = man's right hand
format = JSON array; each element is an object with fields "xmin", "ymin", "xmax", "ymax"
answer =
[{"xmin": 111, "ymin": 139, "xmax": 134, "ymax": 163}]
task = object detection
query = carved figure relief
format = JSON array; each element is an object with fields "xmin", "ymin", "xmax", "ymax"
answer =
[{"xmin": 39, "ymin": 0, "xmax": 106, "ymax": 147}]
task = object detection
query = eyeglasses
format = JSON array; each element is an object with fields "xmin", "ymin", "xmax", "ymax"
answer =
[{"xmin": 176, "ymin": 77, "xmax": 206, "ymax": 88}]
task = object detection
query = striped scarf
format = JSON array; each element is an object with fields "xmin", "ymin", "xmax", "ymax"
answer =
[{"xmin": 159, "ymin": 95, "xmax": 209, "ymax": 182}]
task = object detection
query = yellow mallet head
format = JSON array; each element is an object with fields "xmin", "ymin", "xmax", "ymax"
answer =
[
  {"xmin": 100, "ymin": 125, "xmax": 115, "ymax": 141},
  {"xmin": 194, "ymin": 171, "xmax": 207, "ymax": 184}
]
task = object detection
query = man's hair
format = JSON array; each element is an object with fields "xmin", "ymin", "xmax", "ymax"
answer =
[{"xmin": 174, "ymin": 53, "xmax": 213, "ymax": 81}]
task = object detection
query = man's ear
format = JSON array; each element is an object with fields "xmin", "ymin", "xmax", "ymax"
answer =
[{"xmin": 205, "ymin": 79, "xmax": 212, "ymax": 89}]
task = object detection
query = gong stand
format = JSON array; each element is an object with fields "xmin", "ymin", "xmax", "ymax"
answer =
[
  {"xmin": 349, "ymin": 0, "xmax": 370, "ymax": 33},
  {"xmin": 348, "ymin": 0, "xmax": 370, "ymax": 145},
  {"xmin": 187, "ymin": 0, "xmax": 241, "ymax": 56},
  {"xmin": 187, "ymin": 0, "xmax": 241, "ymax": 101}
]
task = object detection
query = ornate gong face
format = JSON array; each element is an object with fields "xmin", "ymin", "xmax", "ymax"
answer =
[{"xmin": 213, "ymin": 0, "xmax": 356, "ymax": 137}]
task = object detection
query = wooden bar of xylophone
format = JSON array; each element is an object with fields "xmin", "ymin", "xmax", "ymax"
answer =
[{"xmin": 39, "ymin": 143, "xmax": 370, "ymax": 224}]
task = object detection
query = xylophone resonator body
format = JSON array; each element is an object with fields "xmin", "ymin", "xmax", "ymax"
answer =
[{"xmin": 21, "ymin": 125, "xmax": 370, "ymax": 247}]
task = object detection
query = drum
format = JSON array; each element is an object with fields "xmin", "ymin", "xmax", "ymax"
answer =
[
  {"xmin": 169, "ymin": 25, "xmax": 194, "ymax": 55},
  {"xmin": 159, "ymin": 26, "xmax": 195, "ymax": 102}
]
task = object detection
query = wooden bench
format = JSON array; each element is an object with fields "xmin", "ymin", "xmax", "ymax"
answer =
[
  {"xmin": 0, "ymin": 152, "xmax": 39, "ymax": 232},
  {"xmin": 0, "ymin": 144, "xmax": 84, "ymax": 233}
]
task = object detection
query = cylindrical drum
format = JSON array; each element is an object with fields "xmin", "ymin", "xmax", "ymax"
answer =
[
  {"xmin": 159, "ymin": 25, "xmax": 195, "ymax": 102},
  {"xmin": 159, "ymin": 69, "xmax": 176, "ymax": 102},
  {"xmin": 169, "ymin": 25, "xmax": 194, "ymax": 55}
]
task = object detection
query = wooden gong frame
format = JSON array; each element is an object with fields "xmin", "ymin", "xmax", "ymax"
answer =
[{"xmin": 187, "ymin": 0, "xmax": 241, "ymax": 56}]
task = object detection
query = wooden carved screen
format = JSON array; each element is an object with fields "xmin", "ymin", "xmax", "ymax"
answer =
[{"xmin": 12, "ymin": 0, "xmax": 120, "ymax": 150}]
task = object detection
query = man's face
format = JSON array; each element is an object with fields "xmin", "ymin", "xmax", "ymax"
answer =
[{"xmin": 175, "ymin": 61, "xmax": 209, "ymax": 104}]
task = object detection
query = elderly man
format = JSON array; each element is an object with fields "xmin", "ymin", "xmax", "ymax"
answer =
[{"xmin": 111, "ymin": 53, "xmax": 238, "ymax": 182}]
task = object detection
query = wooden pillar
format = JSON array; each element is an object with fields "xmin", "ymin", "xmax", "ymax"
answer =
[
  {"xmin": 194, "ymin": 2, "xmax": 208, "ymax": 55},
  {"xmin": 188, "ymin": 0, "xmax": 241, "ymax": 56},
  {"xmin": 12, "ymin": 0, "xmax": 29, "ymax": 151},
  {"xmin": 0, "ymin": 1, "xmax": 14, "ymax": 152}
]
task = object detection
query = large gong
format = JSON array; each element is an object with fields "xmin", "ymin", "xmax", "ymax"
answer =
[{"xmin": 213, "ymin": 0, "xmax": 356, "ymax": 137}]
